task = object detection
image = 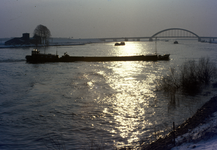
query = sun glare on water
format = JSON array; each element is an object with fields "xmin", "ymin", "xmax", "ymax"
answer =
[
  {"xmin": 101, "ymin": 43, "xmax": 158, "ymax": 146},
  {"xmin": 115, "ymin": 42, "xmax": 145, "ymax": 56}
]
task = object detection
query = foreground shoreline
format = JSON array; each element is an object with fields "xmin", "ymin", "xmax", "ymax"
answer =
[{"xmin": 139, "ymin": 96, "xmax": 217, "ymax": 150}]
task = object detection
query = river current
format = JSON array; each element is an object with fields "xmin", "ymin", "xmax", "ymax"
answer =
[{"xmin": 0, "ymin": 40, "xmax": 217, "ymax": 149}]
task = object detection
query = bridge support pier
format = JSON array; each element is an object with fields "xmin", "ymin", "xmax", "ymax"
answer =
[
  {"xmin": 209, "ymin": 38, "xmax": 215, "ymax": 43},
  {"xmin": 198, "ymin": 38, "xmax": 201, "ymax": 42}
]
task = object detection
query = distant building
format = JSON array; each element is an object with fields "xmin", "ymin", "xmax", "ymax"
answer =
[{"xmin": 5, "ymin": 33, "xmax": 41, "ymax": 45}]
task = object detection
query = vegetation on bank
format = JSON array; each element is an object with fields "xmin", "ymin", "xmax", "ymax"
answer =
[{"xmin": 156, "ymin": 57, "xmax": 217, "ymax": 96}]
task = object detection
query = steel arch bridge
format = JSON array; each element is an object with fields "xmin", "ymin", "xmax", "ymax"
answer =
[{"xmin": 149, "ymin": 28, "xmax": 201, "ymax": 41}]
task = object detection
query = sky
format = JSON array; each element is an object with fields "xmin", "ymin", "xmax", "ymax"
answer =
[{"xmin": 1, "ymin": 0, "xmax": 217, "ymax": 38}]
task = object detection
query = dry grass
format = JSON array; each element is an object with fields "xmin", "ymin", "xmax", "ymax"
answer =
[{"xmin": 156, "ymin": 57, "xmax": 217, "ymax": 96}]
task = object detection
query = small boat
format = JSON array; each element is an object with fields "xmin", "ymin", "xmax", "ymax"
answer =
[
  {"xmin": 114, "ymin": 42, "xmax": 125, "ymax": 46},
  {"xmin": 25, "ymin": 49, "xmax": 170, "ymax": 63},
  {"xmin": 174, "ymin": 41, "xmax": 178, "ymax": 44},
  {"xmin": 157, "ymin": 54, "xmax": 170, "ymax": 60}
]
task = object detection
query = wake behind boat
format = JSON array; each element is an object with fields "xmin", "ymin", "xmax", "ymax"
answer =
[{"xmin": 25, "ymin": 49, "xmax": 170, "ymax": 63}]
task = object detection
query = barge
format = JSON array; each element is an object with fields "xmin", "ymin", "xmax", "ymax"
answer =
[{"xmin": 25, "ymin": 49, "xmax": 170, "ymax": 63}]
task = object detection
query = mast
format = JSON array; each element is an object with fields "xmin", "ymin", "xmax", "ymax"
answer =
[
  {"xmin": 155, "ymin": 37, "xmax": 157, "ymax": 54},
  {"xmin": 56, "ymin": 46, "xmax": 58, "ymax": 56}
]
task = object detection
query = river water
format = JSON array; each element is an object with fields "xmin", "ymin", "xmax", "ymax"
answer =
[{"xmin": 0, "ymin": 40, "xmax": 217, "ymax": 149}]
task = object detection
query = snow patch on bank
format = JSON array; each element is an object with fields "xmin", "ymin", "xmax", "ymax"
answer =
[{"xmin": 171, "ymin": 111, "xmax": 217, "ymax": 150}]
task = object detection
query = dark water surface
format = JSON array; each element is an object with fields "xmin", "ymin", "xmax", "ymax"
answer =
[{"xmin": 0, "ymin": 40, "xmax": 217, "ymax": 149}]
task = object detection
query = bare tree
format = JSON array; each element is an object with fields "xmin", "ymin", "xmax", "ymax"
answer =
[{"xmin": 33, "ymin": 24, "xmax": 51, "ymax": 45}]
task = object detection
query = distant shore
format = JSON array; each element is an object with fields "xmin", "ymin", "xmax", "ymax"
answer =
[
  {"xmin": 0, "ymin": 37, "xmax": 105, "ymax": 49},
  {"xmin": 0, "ymin": 43, "xmax": 86, "ymax": 49},
  {"xmin": 1, "ymin": 38, "xmax": 217, "ymax": 49}
]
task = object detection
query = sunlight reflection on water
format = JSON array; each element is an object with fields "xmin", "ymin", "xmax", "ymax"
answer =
[
  {"xmin": 112, "ymin": 41, "xmax": 149, "ymax": 56},
  {"xmin": 102, "ymin": 58, "xmax": 158, "ymax": 146}
]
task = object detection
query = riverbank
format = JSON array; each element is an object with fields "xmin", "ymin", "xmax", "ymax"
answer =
[
  {"xmin": 140, "ymin": 95, "xmax": 217, "ymax": 150},
  {"xmin": 0, "ymin": 43, "xmax": 86, "ymax": 49},
  {"xmin": 0, "ymin": 37, "xmax": 106, "ymax": 48},
  {"xmin": 171, "ymin": 111, "xmax": 217, "ymax": 150}
]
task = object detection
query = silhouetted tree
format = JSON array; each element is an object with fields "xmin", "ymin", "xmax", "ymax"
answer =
[
  {"xmin": 33, "ymin": 24, "xmax": 51, "ymax": 45},
  {"xmin": 32, "ymin": 34, "xmax": 41, "ymax": 47}
]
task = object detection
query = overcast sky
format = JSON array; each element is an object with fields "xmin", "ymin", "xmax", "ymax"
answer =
[{"xmin": 1, "ymin": 0, "xmax": 217, "ymax": 38}]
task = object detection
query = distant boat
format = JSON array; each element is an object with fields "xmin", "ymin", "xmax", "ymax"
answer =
[
  {"xmin": 114, "ymin": 42, "xmax": 125, "ymax": 46},
  {"xmin": 157, "ymin": 54, "xmax": 170, "ymax": 60},
  {"xmin": 174, "ymin": 41, "xmax": 178, "ymax": 44}
]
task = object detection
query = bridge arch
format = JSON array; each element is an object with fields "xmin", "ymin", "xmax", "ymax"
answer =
[{"xmin": 149, "ymin": 28, "xmax": 201, "ymax": 41}]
